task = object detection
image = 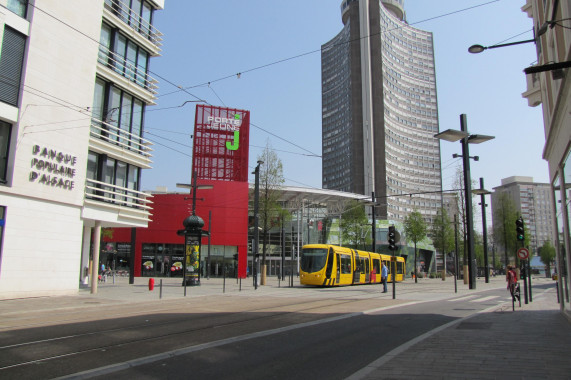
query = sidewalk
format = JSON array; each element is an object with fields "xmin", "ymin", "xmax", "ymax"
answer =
[
  {"xmin": 1, "ymin": 275, "xmax": 569, "ymax": 380},
  {"xmin": 350, "ymin": 282, "xmax": 571, "ymax": 380},
  {"xmin": 0, "ymin": 274, "xmax": 513, "ymax": 319}
]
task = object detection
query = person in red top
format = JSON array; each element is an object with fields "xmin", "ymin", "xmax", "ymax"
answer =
[{"xmin": 506, "ymin": 265, "xmax": 518, "ymax": 293}]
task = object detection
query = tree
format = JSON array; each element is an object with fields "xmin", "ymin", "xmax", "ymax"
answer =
[
  {"xmin": 539, "ymin": 241, "xmax": 556, "ymax": 278},
  {"xmin": 340, "ymin": 200, "xmax": 369, "ymax": 248},
  {"xmin": 429, "ymin": 207, "xmax": 454, "ymax": 274},
  {"xmin": 257, "ymin": 142, "xmax": 285, "ymax": 268},
  {"xmin": 404, "ymin": 209, "xmax": 427, "ymax": 283},
  {"xmin": 492, "ymin": 192, "xmax": 518, "ymax": 268}
]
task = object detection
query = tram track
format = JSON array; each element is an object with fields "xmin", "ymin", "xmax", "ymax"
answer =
[{"xmin": 0, "ymin": 295, "xmax": 382, "ymax": 373}]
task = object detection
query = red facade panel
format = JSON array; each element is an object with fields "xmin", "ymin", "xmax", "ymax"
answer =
[
  {"xmin": 103, "ymin": 181, "xmax": 249, "ymax": 278},
  {"xmin": 192, "ymin": 104, "xmax": 250, "ymax": 182}
]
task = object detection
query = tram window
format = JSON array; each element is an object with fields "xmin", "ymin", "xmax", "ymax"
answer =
[
  {"xmin": 373, "ymin": 259, "xmax": 380, "ymax": 274},
  {"xmin": 397, "ymin": 262, "xmax": 404, "ymax": 274},
  {"xmin": 340, "ymin": 255, "xmax": 352, "ymax": 274},
  {"xmin": 301, "ymin": 248, "xmax": 328, "ymax": 273}
]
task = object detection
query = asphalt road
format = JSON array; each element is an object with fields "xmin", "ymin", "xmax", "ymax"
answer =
[{"xmin": 0, "ymin": 283, "xmax": 516, "ymax": 380}]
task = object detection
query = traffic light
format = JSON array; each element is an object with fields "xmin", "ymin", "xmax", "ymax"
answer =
[
  {"xmin": 515, "ymin": 217, "xmax": 525, "ymax": 241},
  {"xmin": 388, "ymin": 225, "xmax": 396, "ymax": 251}
]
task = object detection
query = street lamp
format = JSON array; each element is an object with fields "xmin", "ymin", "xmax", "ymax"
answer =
[
  {"xmin": 473, "ymin": 178, "xmax": 492, "ymax": 283},
  {"xmin": 468, "ymin": 21, "xmax": 550, "ymax": 54},
  {"xmin": 252, "ymin": 160, "xmax": 263, "ymax": 289},
  {"xmin": 468, "ymin": 21, "xmax": 571, "ymax": 74},
  {"xmin": 435, "ymin": 114, "xmax": 494, "ymax": 290}
]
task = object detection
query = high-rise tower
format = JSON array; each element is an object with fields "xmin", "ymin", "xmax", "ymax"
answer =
[{"xmin": 322, "ymin": 0, "xmax": 442, "ymax": 222}]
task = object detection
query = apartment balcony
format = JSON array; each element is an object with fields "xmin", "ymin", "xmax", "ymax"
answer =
[
  {"xmin": 83, "ymin": 179, "xmax": 153, "ymax": 226},
  {"xmin": 103, "ymin": 0, "xmax": 163, "ymax": 56},
  {"xmin": 89, "ymin": 120, "xmax": 153, "ymax": 169},
  {"xmin": 97, "ymin": 47, "xmax": 158, "ymax": 104},
  {"xmin": 522, "ymin": 70, "xmax": 542, "ymax": 107}
]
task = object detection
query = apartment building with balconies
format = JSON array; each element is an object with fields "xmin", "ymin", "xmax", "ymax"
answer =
[{"xmin": 0, "ymin": 0, "xmax": 164, "ymax": 299}]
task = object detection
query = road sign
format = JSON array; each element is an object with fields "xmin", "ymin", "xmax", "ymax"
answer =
[{"xmin": 517, "ymin": 247, "xmax": 529, "ymax": 260}]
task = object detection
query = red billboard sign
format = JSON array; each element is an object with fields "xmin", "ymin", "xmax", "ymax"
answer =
[{"xmin": 192, "ymin": 105, "xmax": 250, "ymax": 182}]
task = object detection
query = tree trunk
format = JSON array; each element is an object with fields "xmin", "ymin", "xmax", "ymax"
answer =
[{"xmin": 414, "ymin": 242, "xmax": 418, "ymax": 283}]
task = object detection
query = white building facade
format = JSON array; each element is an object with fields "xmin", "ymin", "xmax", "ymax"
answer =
[
  {"xmin": 0, "ymin": 0, "xmax": 164, "ymax": 299},
  {"xmin": 521, "ymin": 0, "xmax": 570, "ymax": 318}
]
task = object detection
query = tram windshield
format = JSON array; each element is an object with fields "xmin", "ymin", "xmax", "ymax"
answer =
[{"xmin": 301, "ymin": 248, "xmax": 328, "ymax": 273}]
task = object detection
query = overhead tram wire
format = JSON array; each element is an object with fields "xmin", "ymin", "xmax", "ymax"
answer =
[
  {"xmin": 161, "ymin": 0, "xmax": 500, "ymax": 98},
  {"xmin": 26, "ymin": 2, "xmax": 497, "ymax": 162}
]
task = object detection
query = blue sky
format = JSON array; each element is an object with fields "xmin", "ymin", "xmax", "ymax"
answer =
[{"xmin": 143, "ymin": 0, "xmax": 547, "ymax": 224}]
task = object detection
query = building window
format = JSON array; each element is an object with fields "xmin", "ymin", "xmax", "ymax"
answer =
[
  {"xmin": 104, "ymin": 0, "xmax": 155, "ymax": 40},
  {"xmin": 0, "ymin": 26, "xmax": 26, "ymax": 106},
  {"xmin": 0, "ymin": 121, "xmax": 11, "ymax": 184},
  {"xmin": 86, "ymin": 151, "xmax": 141, "ymax": 206},
  {"xmin": 91, "ymin": 78, "xmax": 145, "ymax": 152},
  {"xmin": 7, "ymin": 0, "xmax": 27, "ymax": 17},
  {"xmin": 0, "ymin": 206, "xmax": 4, "ymax": 271},
  {"xmin": 98, "ymin": 23, "xmax": 150, "ymax": 89}
]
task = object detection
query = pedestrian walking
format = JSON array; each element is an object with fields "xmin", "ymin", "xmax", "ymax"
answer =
[
  {"xmin": 381, "ymin": 262, "xmax": 388, "ymax": 293},
  {"xmin": 506, "ymin": 265, "xmax": 519, "ymax": 297}
]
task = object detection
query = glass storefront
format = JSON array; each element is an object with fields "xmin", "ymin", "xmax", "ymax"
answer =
[
  {"xmin": 141, "ymin": 243, "xmax": 184, "ymax": 277},
  {"xmin": 140, "ymin": 243, "xmax": 240, "ymax": 278},
  {"xmin": 100, "ymin": 242, "xmax": 131, "ymax": 274}
]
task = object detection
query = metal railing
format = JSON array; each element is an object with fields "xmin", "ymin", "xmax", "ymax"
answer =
[
  {"xmin": 104, "ymin": 0, "xmax": 163, "ymax": 48},
  {"xmin": 85, "ymin": 178, "xmax": 153, "ymax": 213},
  {"xmin": 97, "ymin": 47, "xmax": 158, "ymax": 95},
  {"xmin": 90, "ymin": 119, "xmax": 153, "ymax": 160}
]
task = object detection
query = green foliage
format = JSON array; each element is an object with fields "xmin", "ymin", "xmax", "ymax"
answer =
[
  {"xmin": 492, "ymin": 192, "xmax": 519, "ymax": 264},
  {"xmin": 340, "ymin": 200, "xmax": 370, "ymax": 248},
  {"xmin": 404, "ymin": 209, "xmax": 427, "ymax": 245},
  {"xmin": 257, "ymin": 143, "xmax": 285, "ymax": 264},
  {"xmin": 429, "ymin": 207, "xmax": 454, "ymax": 257},
  {"xmin": 539, "ymin": 240, "xmax": 556, "ymax": 264}
]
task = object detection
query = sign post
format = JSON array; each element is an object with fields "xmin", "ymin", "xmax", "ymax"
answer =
[
  {"xmin": 517, "ymin": 247, "xmax": 533, "ymax": 303},
  {"xmin": 517, "ymin": 247, "xmax": 529, "ymax": 260}
]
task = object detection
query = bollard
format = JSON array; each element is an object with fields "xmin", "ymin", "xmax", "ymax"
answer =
[{"xmin": 148, "ymin": 278, "xmax": 155, "ymax": 291}]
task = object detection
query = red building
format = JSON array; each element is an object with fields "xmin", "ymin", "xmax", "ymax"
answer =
[
  {"xmin": 103, "ymin": 105, "xmax": 251, "ymax": 280},
  {"xmin": 103, "ymin": 180, "xmax": 249, "ymax": 279}
]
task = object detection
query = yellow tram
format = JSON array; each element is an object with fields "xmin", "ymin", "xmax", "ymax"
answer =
[{"xmin": 300, "ymin": 244, "xmax": 405, "ymax": 286}]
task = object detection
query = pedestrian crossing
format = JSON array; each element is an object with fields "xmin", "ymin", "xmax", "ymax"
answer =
[{"xmin": 448, "ymin": 295, "xmax": 509, "ymax": 303}]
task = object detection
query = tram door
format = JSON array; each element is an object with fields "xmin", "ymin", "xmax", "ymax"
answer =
[
  {"xmin": 364, "ymin": 258, "xmax": 370, "ymax": 283},
  {"xmin": 325, "ymin": 247, "xmax": 334, "ymax": 280},
  {"xmin": 352, "ymin": 251, "xmax": 360, "ymax": 284},
  {"xmin": 336, "ymin": 254, "xmax": 340, "ymax": 284}
]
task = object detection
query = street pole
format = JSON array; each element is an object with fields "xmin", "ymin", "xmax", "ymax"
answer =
[
  {"xmin": 460, "ymin": 114, "xmax": 476, "ymax": 290},
  {"xmin": 253, "ymin": 161, "xmax": 262, "ymax": 290},
  {"xmin": 207, "ymin": 210, "xmax": 211, "ymax": 280},
  {"xmin": 454, "ymin": 214, "xmax": 459, "ymax": 293},
  {"xmin": 479, "ymin": 178, "xmax": 490, "ymax": 283},
  {"xmin": 528, "ymin": 258, "xmax": 533, "ymax": 302},
  {"xmin": 371, "ymin": 192, "xmax": 376, "ymax": 253}
]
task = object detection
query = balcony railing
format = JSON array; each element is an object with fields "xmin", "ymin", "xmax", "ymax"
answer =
[
  {"xmin": 90, "ymin": 119, "xmax": 153, "ymax": 160},
  {"xmin": 104, "ymin": 0, "xmax": 163, "ymax": 48},
  {"xmin": 97, "ymin": 47, "xmax": 158, "ymax": 95},
  {"xmin": 85, "ymin": 178, "xmax": 153, "ymax": 215}
]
